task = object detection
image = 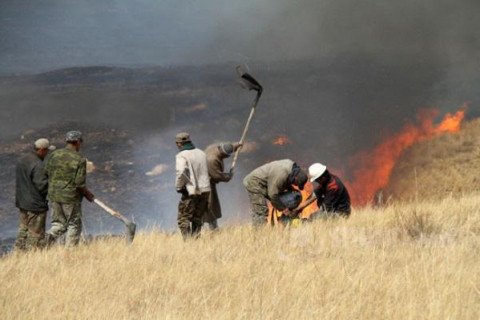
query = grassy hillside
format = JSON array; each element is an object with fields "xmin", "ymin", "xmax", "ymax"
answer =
[
  {"xmin": 385, "ymin": 118, "xmax": 480, "ymax": 201},
  {"xmin": 1, "ymin": 194, "xmax": 479, "ymax": 319}
]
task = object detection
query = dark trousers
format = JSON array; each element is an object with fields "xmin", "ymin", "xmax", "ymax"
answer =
[
  {"xmin": 15, "ymin": 210, "xmax": 46, "ymax": 251},
  {"xmin": 178, "ymin": 192, "xmax": 209, "ymax": 240}
]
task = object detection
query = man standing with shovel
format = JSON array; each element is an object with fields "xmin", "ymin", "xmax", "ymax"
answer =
[{"xmin": 45, "ymin": 131, "xmax": 95, "ymax": 247}]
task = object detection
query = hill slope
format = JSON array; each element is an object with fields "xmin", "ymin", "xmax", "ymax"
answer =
[{"xmin": 385, "ymin": 118, "xmax": 480, "ymax": 201}]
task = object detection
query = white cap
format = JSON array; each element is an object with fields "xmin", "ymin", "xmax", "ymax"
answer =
[
  {"xmin": 308, "ymin": 163, "xmax": 327, "ymax": 182},
  {"xmin": 34, "ymin": 138, "xmax": 56, "ymax": 151}
]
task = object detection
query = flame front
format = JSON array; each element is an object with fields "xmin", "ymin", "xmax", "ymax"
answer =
[
  {"xmin": 346, "ymin": 107, "xmax": 466, "ymax": 205},
  {"xmin": 272, "ymin": 135, "xmax": 292, "ymax": 146}
]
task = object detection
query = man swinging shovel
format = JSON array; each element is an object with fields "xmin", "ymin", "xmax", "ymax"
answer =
[{"xmin": 230, "ymin": 66, "xmax": 263, "ymax": 172}]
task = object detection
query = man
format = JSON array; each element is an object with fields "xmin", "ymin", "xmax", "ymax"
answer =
[
  {"xmin": 14, "ymin": 138, "xmax": 55, "ymax": 250},
  {"xmin": 308, "ymin": 163, "xmax": 351, "ymax": 217},
  {"xmin": 203, "ymin": 142, "xmax": 241, "ymax": 230},
  {"xmin": 175, "ymin": 132, "xmax": 210, "ymax": 239},
  {"xmin": 243, "ymin": 159, "xmax": 308, "ymax": 226},
  {"xmin": 45, "ymin": 131, "xmax": 95, "ymax": 247}
]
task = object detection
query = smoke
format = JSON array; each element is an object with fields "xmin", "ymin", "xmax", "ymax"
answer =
[{"xmin": 0, "ymin": 0, "xmax": 479, "ymax": 74}]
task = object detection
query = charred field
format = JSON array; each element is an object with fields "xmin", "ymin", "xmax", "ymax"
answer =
[{"xmin": 1, "ymin": 57, "xmax": 479, "ymax": 243}]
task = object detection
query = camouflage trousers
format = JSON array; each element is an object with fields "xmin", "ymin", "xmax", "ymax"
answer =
[
  {"xmin": 246, "ymin": 191, "xmax": 269, "ymax": 226},
  {"xmin": 178, "ymin": 192, "xmax": 209, "ymax": 240},
  {"xmin": 47, "ymin": 202, "xmax": 82, "ymax": 247},
  {"xmin": 15, "ymin": 210, "xmax": 46, "ymax": 251}
]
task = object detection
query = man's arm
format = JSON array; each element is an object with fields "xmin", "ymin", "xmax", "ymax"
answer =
[
  {"xmin": 75, "ymin": 158, "xmax": 95, "ymax": 202},
  {"xmin": 323, "ymin": 188, "xmax": 339, "ymax": 212},
  {"xmin": 175, "ymin": 155, "xmax": 189, "ymax": 191},
  {"xmin": 31, "ymin": 162, "xmax": 48, "ymax": 198},
  {"xmin": 267, "ymin": 171, "xmax": 289, "ymax": 210},
  {"xmin": 208, "ymin": 158, "xmax": 231, "ymax": 183}
]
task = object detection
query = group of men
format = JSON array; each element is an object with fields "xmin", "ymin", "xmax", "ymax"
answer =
[
  {"xmin": 174, "ymin": 132, "xmax": 351, "ymax": 239},
  {"xmin": 15, "ymin": 131, "xmax": 94, "ymax": 250},
  {"xmin": 15, "ymin": 129, "xmax": 352, "ymax": 249}
]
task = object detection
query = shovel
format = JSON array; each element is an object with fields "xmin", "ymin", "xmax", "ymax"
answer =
[
  {"xmin": 230, "ymin": 66, "xmax": 263, "ymax": 171},
  {"xmin": 94, "ymin": 199, "xmax": 136, "ymax": 244}
]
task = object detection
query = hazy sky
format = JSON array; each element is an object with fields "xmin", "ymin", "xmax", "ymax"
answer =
[{"xmin": 0, "ymin": 0, "xmax": 479, "ymax": 74}]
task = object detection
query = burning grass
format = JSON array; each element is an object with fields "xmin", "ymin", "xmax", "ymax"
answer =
[
  {"xmin": 346, "ymin": 107, "xmax": 466, "ymax": 205},
  {"xmin": 1, "ymin": 194, "xmax": 479, "ymax": 319}
]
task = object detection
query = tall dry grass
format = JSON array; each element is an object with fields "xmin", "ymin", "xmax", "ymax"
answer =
[{"xmin": 1, "ymin": 194, "xmax": 479, "ymax": 319}]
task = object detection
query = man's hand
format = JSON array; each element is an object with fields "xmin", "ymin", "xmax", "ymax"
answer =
[
  {"xmin": 226, "ymin": 168, "xmax": 234, "ymax": 180},
  {"xmin": 233, "ymin": 142, "xmax": 243, "ymax": 151},
  {"xmin": 283, "ymin": 208, "xmax": 300, "ymax": 218},
  {"xmin": 83, "ymin": 188, "xmax": 95, "ymax": 202},
  {"xmin": 177, "ymin": 187, "xmax": 188, "ymax": 197}
]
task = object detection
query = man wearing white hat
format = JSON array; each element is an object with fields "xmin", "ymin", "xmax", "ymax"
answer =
[
  {"xmin": 308, "ymin": 163, "xmax": 351, "ymax": 217},
  {"xmin": 14, "ymin": 138, "xmax": 55, "ymax": 250}
]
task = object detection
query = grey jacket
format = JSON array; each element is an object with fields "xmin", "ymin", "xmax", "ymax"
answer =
[
  {"xmin": 243, "ymin": 159, "xmax": 295, "ymax": 210},
  {"xmin": 15, "ymin": 152, "xmax": 48, "ymax": 212}
]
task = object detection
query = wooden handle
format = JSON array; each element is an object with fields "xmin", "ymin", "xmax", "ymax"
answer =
[
  {"xmin": 94, "ymin": 199, "xmax": 123, "ymax": 219},
  {"xmin": 231, "ymin": 92, "xmax": 261, "ymax": 171}
]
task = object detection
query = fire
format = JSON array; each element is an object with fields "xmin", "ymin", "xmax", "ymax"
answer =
[
  {"xmin": 272, "ymin": 135, "xmax": 292, "ymax": 145},
  {"xmin": 346, "ymin": 107, "xmax": 466, "ymax": 205}
]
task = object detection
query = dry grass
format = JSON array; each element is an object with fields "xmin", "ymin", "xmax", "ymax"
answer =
[
  {"xmin": 386, "ymin": 118, "xmax": 480, "ymax": 201},
  {"xmin": 1, "ymin": 194, "xmax": 480, "ymax": 319}
]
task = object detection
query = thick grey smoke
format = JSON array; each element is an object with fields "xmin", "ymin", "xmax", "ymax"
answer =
[{"xmin": 0, "ymin": 0, "xmax": 479, "ymax": 74}]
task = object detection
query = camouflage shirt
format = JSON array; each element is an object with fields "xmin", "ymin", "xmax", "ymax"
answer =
[{"xmin": 45, "ymin": 146, "xmax": 87, "ymax": 204}]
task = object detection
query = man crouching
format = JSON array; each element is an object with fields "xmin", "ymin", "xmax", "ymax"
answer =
[{"xmin": 175, "ymin": 132, "xmax": 210, "ymax": 240}]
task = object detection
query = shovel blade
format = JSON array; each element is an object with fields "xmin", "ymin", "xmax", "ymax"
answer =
[
  {"xmin": 125, "ymin": 222, "xmax": 136, "ymax": 244},
  {"xmin": 236, "ymin": 66, "xmax": 263, "ymax": 93}
]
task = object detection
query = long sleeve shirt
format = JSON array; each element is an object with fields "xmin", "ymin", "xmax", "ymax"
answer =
[
  {"xmin": 243, "ymin": 159, "xmax": 295, "ymax": 210},
  {"xmin": 314, "ymin": 174, "xmax": 351, "ymax": 215}
]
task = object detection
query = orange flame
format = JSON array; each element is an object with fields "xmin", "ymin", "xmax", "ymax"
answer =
[
  {"xmin": 272, "ymin": 135, "xmax": 292, "ymax": 146},
  {"xmin": 346, "ymin": 107, "xmax": 466, "ymax": 205}
]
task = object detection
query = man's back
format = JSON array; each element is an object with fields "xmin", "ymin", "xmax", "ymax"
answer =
[
  {"xmin": 243, "ymin": 159, "xmax": 294, "ymax": 190},
  {"xmin": 45, "ymin": 147, "xmax": 86, "ymax": 204},
  {"xmin": 15, "ymin": 152, "xmax": 48, "ymax": 212},
  {"xmin": 176, "ymin": 148, "xmax": 210, "ymax": 195},
  {"xmin": 315, "ymin": 174, "xmax": 351, "ymax": 215}
]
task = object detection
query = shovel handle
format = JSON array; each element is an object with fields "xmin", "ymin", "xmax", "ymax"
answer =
[
  {"xmin": 94, "ymin": 199, "xmax": 130, "ymax": 224},
  {"xmin": 231, "ymin": 92, "xmax": 261, "ymax": 171}
]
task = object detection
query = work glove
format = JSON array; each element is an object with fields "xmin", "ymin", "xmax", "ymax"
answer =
[{"xmin": 83, "ymin": 188, "xmax": 95, "ymax": 202}]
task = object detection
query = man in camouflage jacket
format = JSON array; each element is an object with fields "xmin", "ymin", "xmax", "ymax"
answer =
[{"xmin": 45, "ymin": 131, "xmax": 94, "ymax": 247}]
